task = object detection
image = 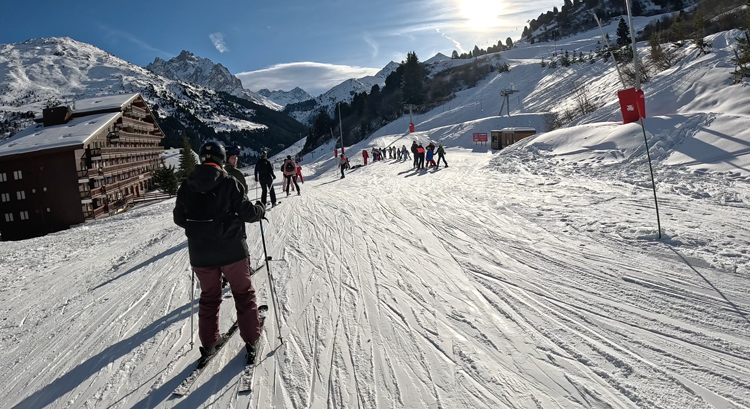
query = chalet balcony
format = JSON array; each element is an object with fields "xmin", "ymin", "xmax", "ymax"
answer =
[
  {"xmin": 79, "ymin": 185, "xmax": 105, "ymax": 200},
  {"xmin": 124, "ymin": 105, "xmax": 148, "ymax": 119},
  {"xmin": 99, "ymin": 146, "xmax": 164, "ymax": 159},
  {"xmin": 109, "ymin": 130, "xmax": 163, "ymax": 143},
  {"xmin": 105, "ymin": 174, "xmax": 145, "ymax": 191},
  {"xmin": 100, "ymin": 158, "xmax": 161, "ymax": 176},
  {"xmin": 121, "ymin": 117, "xmax": 156, "ymax": 133}
]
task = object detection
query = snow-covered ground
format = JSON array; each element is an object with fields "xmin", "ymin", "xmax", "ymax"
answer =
[{"xmin": 2, "ymin": 17, "xmax": 750, "ymax": 409}]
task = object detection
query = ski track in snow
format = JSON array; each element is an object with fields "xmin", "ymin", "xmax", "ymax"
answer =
[
  {"xmin": 1, "ymin": 147, "xmax": 749, "ymax": 409},
  {"xmin": 3, "ymin": 22, "xmax": 750, "ymax": 409}
]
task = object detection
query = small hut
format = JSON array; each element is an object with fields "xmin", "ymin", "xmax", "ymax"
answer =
[{"xmin": 491, "ymin": 128, "xmax": 536, "ymax": 150}]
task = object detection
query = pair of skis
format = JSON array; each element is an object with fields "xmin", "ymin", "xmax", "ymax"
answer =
[{"xmin": 172, "ymin": 305, "xmax": 268, "ymax": 397}]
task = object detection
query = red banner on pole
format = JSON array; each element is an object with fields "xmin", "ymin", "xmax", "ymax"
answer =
[
  {"xmin": 618, "ymin": 88, "xmax": 646, "ymax": 124},
  {"xmin": 472, "ymin": 132, "xmax": 488, "ymax": 142},
  {"xmin": 409, "ymin": 123, "xmax": 415, "ymax": 133}
]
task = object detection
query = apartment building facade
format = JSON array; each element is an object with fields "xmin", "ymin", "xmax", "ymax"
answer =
[{"xmin": 0, "ymin": 93, "xmax": 165, "ymax": 240}]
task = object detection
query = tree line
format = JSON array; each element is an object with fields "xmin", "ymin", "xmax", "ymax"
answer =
[{"xmin": 301, "ymin": 52, "xmax": 508, "ymax": 155}]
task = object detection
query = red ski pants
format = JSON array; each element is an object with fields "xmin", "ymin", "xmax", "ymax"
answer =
[{"xmin": 193, "ymin": 257, "xmax": 262, "ymax": 348}]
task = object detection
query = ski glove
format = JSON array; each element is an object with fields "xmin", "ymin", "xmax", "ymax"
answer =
[{"xmin": 254, "ymin": 201, "xmax": 266, "ymax": 218}]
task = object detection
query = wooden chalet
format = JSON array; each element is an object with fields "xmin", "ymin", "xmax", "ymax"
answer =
[
  {"xmin": 0, "ymin": 93, "xmax": 165, "ymax": 240},
  {"xmin": 491, "ymin": 128, "xmax": 536, "ymax": 150}
]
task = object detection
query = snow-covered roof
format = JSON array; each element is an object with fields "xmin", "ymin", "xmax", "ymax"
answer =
[
  {"xmin": 494, "ymin": 127, "xmax": 537, "ymax": 132},
  {"xmin": 72, "ymin": 93, "xmax": 140, "ymax": 114},
  {"xmin": 0, "ymin": 112, "xmax": 121, "ymax": 158}
]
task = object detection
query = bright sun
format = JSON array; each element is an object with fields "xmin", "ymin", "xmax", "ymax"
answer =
[{"xmin": 460, "ymin": 0, "xmax": 504, "ymax": 28}]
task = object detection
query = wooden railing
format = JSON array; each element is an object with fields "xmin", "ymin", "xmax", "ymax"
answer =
[
  {"xmin": 133, "ymin": 191, "xmax": 173, "ymax": 203},
  {"xmin": 100, "ymin": 158, "xmax": 160, "ymax": 176},
  {"xmin": 121, "ymin": 117, "xmax": 156, "ymax": 133},
  {"xmin": 111, "ymin": 130, "xmax": 163, "ymax": 141},
  {"xmin": 100, "ymin": 146, "xmax": 163, "ymax": 154}
]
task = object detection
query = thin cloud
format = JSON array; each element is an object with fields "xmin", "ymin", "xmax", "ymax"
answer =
[
  {"xmin": 436, "ymin": 29, "xmax": 465, "ymax": 53},
  {"xmin": 236, "ymin": 62, "xmax": 380, "ymax": 96},
  {"xmin": 97, "ymin": 24, "xmax": 172, "ymax": 58},
  {"xmin": 364, "ymin": 33, "xmax": 379, "ymax": 59},
  {"xmin": 209, "ymin": 32, "xmax": 229, "ymax": 53}
]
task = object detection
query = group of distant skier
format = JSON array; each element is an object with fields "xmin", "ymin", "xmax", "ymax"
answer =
[{"xmin": 357, "ymin": 140, "xmax": 448, "ymax": 170}]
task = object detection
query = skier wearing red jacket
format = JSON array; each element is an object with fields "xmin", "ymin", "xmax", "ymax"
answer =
[{"xmin": 362, "ymin": 149, "xmax": 369, "ymax": 165}]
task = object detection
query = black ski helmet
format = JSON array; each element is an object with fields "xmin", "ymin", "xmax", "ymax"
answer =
[
  {"xmin": 199, "ymin": 141, "xmax": 226, "ymax": 166},
  {"xmin": 226, "ymin": 145, "xmax": 242, "ymax": 157}
]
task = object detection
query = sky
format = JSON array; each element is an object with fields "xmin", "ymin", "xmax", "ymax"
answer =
[{"xmin": 0, "ymin": 0, "xmax": 560, "ymax": 96}]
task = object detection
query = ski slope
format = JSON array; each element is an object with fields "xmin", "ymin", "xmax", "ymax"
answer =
[{"xmin": 2, "ymin": 18, "xmax": 750, "ymax": 409}]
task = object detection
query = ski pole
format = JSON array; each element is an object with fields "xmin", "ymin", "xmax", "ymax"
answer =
[
  {"xmin": 190, "ymin": 267, "xmax": 195, "ymax": 350},
  {"xmin": 259, "ymin": 217, "xmax": 284, "ymax": 344}
]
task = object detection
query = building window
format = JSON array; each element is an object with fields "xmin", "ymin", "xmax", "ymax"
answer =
[
  {"xmin": 1, "ymin": 193, "xmax": 8, "ymax": 202},
  {"xmin": 4, "ymin": 213, "xmax": 13, "ymax": 222},
  {"xmin": 13, "ymin": 170, "xmax": 22, "ymax": 180},
  {"xmin": 0, "ymin": 173, "xmax": 6, "ymax": 182},
  {"xmin": 19, "ymin": 211, "xmax": 29, "ymax": 220},
  {"xmin": 32, "ymin": 189, "xmax": 36, "ymax": 194},
  {"xmin": 43, "ymin": 187, "xmax": 47, "ymax": 192},
  {"xmin": 16, "ymin": 191, "xmax": 26, "ymax": 200},
  {"xmin": 47, "ymin": 208, "xmax": 51, "ymax": 212}
]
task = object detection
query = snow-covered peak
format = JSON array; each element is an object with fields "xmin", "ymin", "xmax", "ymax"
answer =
[
  {"xmin": 257, "ymin": 87, "xmax": 314, "ymax": 108},
  {"xmin": 424, "ymin": 53, "xmax": 451, "ymax": 64},
  {"xmin": 146, "ymin": 50, "xmax": 242, "ymax": 95},
  {"xmin": 145, "ymin": 51, "xmax": 281, "ymax": 110},
  {"xmin": 0, "ymin": 36, "xmax": 303, "ymax": 143},
  {"xmin": 287, "ymin": 61, "xmax": 400, "ymax": 124}
]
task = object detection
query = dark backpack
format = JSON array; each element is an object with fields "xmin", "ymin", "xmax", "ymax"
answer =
[
  {"xmin": 184, "ymin": 187, "xmax": 225, "ymax": 239},
  {"xmin": 285, "ymin": 161, "xmax": 295, "ymax": 172}
]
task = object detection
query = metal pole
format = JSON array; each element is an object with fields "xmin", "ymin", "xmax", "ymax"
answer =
[
  {"xmin": 259, "ymin": 218, "xmax": 284, "ymax": 344},
  {"xmin": 190, "ymin": 268, "xmax": 195, "ymax": 350},
  {"xmin": 338, "ymin": 103, "xmax": 344, "ymax": 155},
  {"xmin": 625, "ymin": 0, "xmax": 641, "ymax": 91},
  {"xmin": 639, "ymin": 117, "xmax": 662, "ymax": 238},
  {"xmin": 592, "ymin": 12, "xmax": 627, "ymax": 88}
]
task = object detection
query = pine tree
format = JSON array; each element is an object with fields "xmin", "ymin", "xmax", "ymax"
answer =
[
  {"xmin": 153, "ymin": 165, "xmax": 179, "ymax": 195},
  {"xmin": 649, "ymin": 33, "xmax": 667, "ymax": 70},
  {"xmin": 506, "ymin": 37, "xmax": 513, "ymax": 49},
  {"xmin": 632, "ymin": 0, "xmax": 643, "ymax": 16},
  {"xmin": 691, "ymin": 12, "xmax": 711, "ymax": 55},
  {"xmin": 401, "ymin": 51, "xmax": 425, "ymax": 106},
  {"xmin": 671, "ymin": 14, "xmax": 686, "ymax": 45},
  {"xmin": 177, "ymin": 134, "xmax": 196, "ymax": 181},
  {"xmin": 616, "ymin": 18, "xmax": 631, "ymax": 47},
  {"xmin": 451, "ymin": 50, "xmax": 459, "ymax": 59}
]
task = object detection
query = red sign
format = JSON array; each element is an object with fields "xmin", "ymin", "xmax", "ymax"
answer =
[
  {"xmin": 409, "ymin": 123, "xmax": 415, "ymax": 133},
  {"xmin": 473, "ymin": 132, "xmax": 488, "ymax": 142},
  {"xmin": 617, "ymin": 88, "xmax": 646, "ymax": 124}
]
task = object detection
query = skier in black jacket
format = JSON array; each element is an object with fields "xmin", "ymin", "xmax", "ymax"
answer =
[
  {"xmin": 173, "ymin": 141, "xmax": 266, "ymax": 362},
  {"xmin": 254, "ymin": 151, "xmax": 277, "ymax": 206}
]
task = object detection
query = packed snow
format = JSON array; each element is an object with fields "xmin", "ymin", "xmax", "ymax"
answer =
[{"xmin": 2, "ymin": 15, "xmax": 750, "ymax": 409}]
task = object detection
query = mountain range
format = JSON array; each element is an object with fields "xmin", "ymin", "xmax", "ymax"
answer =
[
  {"xmin": 0, "ymin": 37, "xmax": 306, "ymax": 155},
  {"xmin": 257, "ymin": 87, "xmax": 314, "ymax": 108},
  {"xmin": 146, "ymin": 50, "xmax": 282, "ymax": 111},
  {"xmin": 284, "ymin": 61, "xmax": 401, "ymax": 125}
]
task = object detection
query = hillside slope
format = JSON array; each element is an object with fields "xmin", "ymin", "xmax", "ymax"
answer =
[
  {"xmin": 1, "ymin": 22, "xmax": 750, "ymax": 409},
  {"xmin": 0, "ymin": 37, "xmax": 305, "ymax": 154}
]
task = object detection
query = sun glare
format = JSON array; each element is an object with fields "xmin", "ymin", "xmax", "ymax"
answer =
[{"xmin": 459, "ymin": 0, "xmax": 503, "ymax": 28}]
